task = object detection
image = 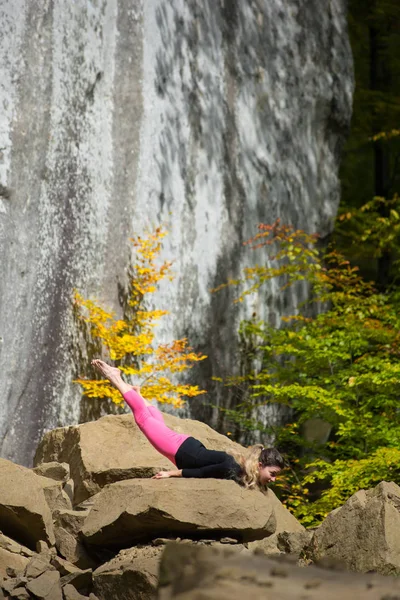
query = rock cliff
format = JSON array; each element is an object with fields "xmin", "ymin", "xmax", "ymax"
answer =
[{"xmin": 0, "ymin": 0, "xmax": 354, "ymax": 465}]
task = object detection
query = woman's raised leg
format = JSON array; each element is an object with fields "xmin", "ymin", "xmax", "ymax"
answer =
[{"xmin": 91, "ymin": 360, "xmax": 188, "ymax": 463}]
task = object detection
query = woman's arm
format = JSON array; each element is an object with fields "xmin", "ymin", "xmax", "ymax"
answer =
[{"xmin": 152, "ymin": 470, "xmax": 182, "ymax": 479}]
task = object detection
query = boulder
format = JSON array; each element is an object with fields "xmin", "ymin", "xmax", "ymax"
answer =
[
  {"xmin": 0, "ymin": 533, "xmax": 33, "ymax": 579},
  {"xmin": 0, "ymin": 533, "xmax": 34, "ymax": 559},
  {"xmin": 32, "ymin": 462, "xmax": 70, "ymax": 483},
  {"xmin": 34, "ymin": 413, "xmax": 245, "ymax": 504},
  {"xmin": 249, "ymin": 529, "xmax": 313, "ymax": 559},
  {"xmin": 7, "ymin": 586, "xmax": 30, "ymax": 600},
  {"xmin": 263, "ymin": 489, "xmax": 304, "ymax": 534},
  {"xmin": 36, "ymin": 477, "xmax": 72, "ymax": 514},
  {"xmin": 311, "ymin": 481, "xmax": 400, "ymax": 575},
  {"xmin": 0, "ymin": 459, "xmax": 55, "ymax": 549},
  {"xmin": 53, "ymin": 510, "xmax": 96, "ymax": 569},
  {"xmin": 92, "ymin": 545, "xmax": 164, "ymax": 600},
  {"xmin": 60, "ymin": 570, "xmax": 93, "ymax": 594},
  {"xmin": 157, "ymin": 542, "xmax": 400, "ymax": 600},
  {"xmin": 2, "ymin": 577, "xmax": 29, "ymax": 598},
  {"xmin": 26, "ymin": 570, "xmax": 62, "ymax": 600},
  {"xmin": 25, "ymin": 554, "xmax": 55, "ymax": 580},
  {"xmin": 62, "ymin": 585, "xmax": 89, "ymax": 600},
  {"xmin": 50, "ymin": 556, "xmax": 93, "ymax": 595},
  {"xmin": 80, "ymin": 478, "xmax": 299, "ymax": 548},
  {"xmin": 0, "ymin": 548, "xmax": 29, "ymax": 581}
]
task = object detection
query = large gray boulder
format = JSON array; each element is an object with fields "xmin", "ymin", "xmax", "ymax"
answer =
[
  {"xmin": 311, "ymin": 481, "xmax": 400, "ymax": 575},
  {"xmin": 34, "ymin": 413, "xmax": 245, "ymax": 504},
  {"xmin": 158, "ymin": 542, "xmax": 400, "ymax": 600},
  {"xmin": 80, "ymin": 478, "xmax": 301, "ymax": 548},
  {"xmin": 0, "ymin": 459, "xmax": 55, "ymax": 549}
]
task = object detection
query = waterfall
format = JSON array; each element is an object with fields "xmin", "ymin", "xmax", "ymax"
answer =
[{"xmin": 0, "ymin": 0, "xmax": 354, "ymax": 466}]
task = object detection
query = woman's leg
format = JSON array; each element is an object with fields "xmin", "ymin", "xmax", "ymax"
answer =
[
  {"xmin": 147, "ymin": 405, "xmax": 165, "ymax": 423},
  {"xmin": 91, "ymin": 360, "xmax": 189, "ymax": 464}
]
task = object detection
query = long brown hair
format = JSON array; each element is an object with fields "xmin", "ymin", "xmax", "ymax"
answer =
[{"xmin": 228, "ymin": 444, "xmax": 284, "ymax": 490}]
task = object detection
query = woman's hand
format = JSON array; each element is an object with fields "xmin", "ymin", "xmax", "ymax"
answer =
[
  {"xmin": 152, "ymin": 470, "xmax": 182, "ymax": 479},
  {"xmin": 152, "ymin": 471, "xmax": 172, "ymax": 479}
]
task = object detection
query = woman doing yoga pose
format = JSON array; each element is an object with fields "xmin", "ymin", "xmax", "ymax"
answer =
[{"xmin": 92, "ymin": 359, "xmax": 283, "ymax": 490}]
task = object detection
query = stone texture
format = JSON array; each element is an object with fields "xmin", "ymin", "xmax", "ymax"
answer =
[
  {"xmin": 51, "ymin": 555, "xmax": 87, "ymax": 577},
  {"xmin": 0, "ymin": 0, "xmax": 354, "ymax": 468},
  {"xmin": 34, "ymin": 413, "xmax": 245, "ymax": 504},
  {"xmin": 59, "ymin": 570, "xmax": 92, "ymax": 594},
  {"xmin": 53, "ymin": 510, "xmax": 96, "ymax": 569},
  {"xmin": 63, "ymin": 479, "xmax": 75, "ymax": 505},
  {"xmin": 2, "ymin": 576, "xmax": 28, "ymax": 595},
  {"xmin": 249, "ymin": 529, "xmax": 313, "ymax": 559},
  {"xmin": 81, "ymin": 478, "xmax": 300, "ymax": 548},
  {"xmin": 62, "ymin": 585, "xmax": 89, "ymax": 600},
  {"xmin": 37, "ymin": 476, "xmax": 73, "ymax": 514},
  {"xmin": 92, "ymin": 545, "xmax": 163, "ymax": 600},
  {"xmin": 8, "ymin": 587, "xmax": 30, "ymax": 600},
  {"xmin": 0, "ymin": 458, "xmax": 55, "ymax": 549},
  {"xmin": 25, "ymin": 554, "xmax": 55, "ymax": 580},
  {"xmin": 33, "ymin": 462, "xmax": 70, "ymax": 483},
  {"xmin": 157, "ymin": 542, "xmax": 400, "ymax": 600},
  {"xmin": 0, "ymin": 544, "xmax": 30, "ymax": 579},
  {"xmin": 26, "ymin": 570, "xmax": 62, "ymax": 600},
  {"xmin": 311, "ymin": 481, "xmax": 400, "ymax": 575},
  {"xmin": 0, "ymin": 533, "xmax": 34, "ymax": 559}
]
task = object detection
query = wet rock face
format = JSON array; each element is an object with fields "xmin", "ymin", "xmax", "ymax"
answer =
[{"xmin": 0, "ymin": 0, "xmax": 353, "ymax": 465}]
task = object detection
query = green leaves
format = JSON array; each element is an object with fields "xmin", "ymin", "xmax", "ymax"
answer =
[{"xmin": 215, "ymin": 220, "xmax": 400, "ymax": 526}]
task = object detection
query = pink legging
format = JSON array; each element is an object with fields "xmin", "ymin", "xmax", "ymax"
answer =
[{"xmin": 123, "ymin": 389, "xmax": 190, "ymax": 465}]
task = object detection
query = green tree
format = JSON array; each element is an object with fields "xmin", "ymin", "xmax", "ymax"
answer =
[{"xmin": 215, "ymin": 221, "xmax": 400, "ymax": 525}]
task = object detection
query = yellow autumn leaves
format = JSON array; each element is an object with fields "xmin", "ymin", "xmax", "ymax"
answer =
[{"xmin": 74, "ymin": 228, "xmax": 206, "ymax": 408}]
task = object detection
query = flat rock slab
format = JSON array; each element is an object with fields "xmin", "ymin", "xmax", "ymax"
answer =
[
  {"xmin": 158, "ymin": 542, "xmax": 400, "ymax": 600},
  {"xmin": 311, "ymin": 481, "xmax": 400, "ymax": 575},
  {"xmin": 34, "ymin": 414, "xmax": 245, "ymax": 504},
  {"xmin": 0, "ymin": 458, "xmax": 55, "ymax": 549},
  {"xmin": 81, "ymin": 478, "xmax": 279, "ymax": 547}
]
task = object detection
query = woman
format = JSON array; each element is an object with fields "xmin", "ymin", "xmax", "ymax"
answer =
[{"xmin": 92, "ymin": 359, "xmax": 283, "ymax": 490}]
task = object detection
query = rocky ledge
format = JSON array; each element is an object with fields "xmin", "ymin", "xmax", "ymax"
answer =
[{"xmin": 0, "ymin": 411, "xmax": 399, "ymax": 599}]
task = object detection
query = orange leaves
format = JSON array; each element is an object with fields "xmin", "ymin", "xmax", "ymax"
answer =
[
  {"xmin": 245, "ymin": 219, "xmax": 319, "ymax": 249},
  {"xmin": 74, "ymin": 228, "xmax": 206, "ymax": 407}
]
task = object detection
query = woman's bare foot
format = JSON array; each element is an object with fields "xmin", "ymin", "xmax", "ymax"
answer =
[
  {"xmin": 91, "ymin": 359, "xmax": 123, "ymax": 385},
  {"xmin": 91, "ymin": 359, "xmax": 142, "ymax": 398}
]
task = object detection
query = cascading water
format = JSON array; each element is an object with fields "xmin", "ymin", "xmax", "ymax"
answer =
[{"xmin": 0, "ymin": 0, "xmax": 354, "ymax": 466}]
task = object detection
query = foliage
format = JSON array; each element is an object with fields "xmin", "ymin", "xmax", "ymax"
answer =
[
  {"xmin": 334, "ymin": 193, "xmax": 400, "ymax": 286},
  {"xmin": 338, "ymin": 0, "xmax": 400, "ymax": 285},
  {"xmin": 74, "ymin": 228, "xmax": 206, "ymax": 408},
  {"xmin": 215, "ymin": 220, "xmax": 400, "ymax": 525}
]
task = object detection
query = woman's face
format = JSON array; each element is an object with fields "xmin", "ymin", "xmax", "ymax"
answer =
[{"xmin": 258, "ymin": 464, "xmax": 281, "ymax": 485}]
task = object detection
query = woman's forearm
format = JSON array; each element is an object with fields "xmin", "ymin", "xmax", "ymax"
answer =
[{"xmin": 169, "ymin": 470, "xmax": 182, "ymax": 477}]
